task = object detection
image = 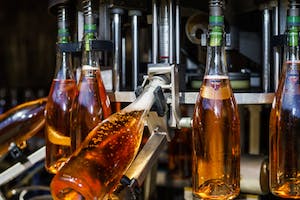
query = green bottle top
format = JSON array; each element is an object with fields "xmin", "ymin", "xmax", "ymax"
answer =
[
  {"xmin": 58, "ymin": 28, "xmax": 70, "ymax": 44},
  {"xmin": 209, "ymin": 16, "xmax": 224, "ymax": 47},
  {"xmin": 83, "ymin": 23, "xmax": 97, "ymax": 51},
  {"xmin": 57, "ymin": 6, "xmax": 70, "ymax": 44},
  {"xmin": 287, "ymin": 16, "xmax": 300, "ymax": 47}
]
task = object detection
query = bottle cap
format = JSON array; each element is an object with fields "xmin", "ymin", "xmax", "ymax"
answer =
[
  {"xmin": 209, "ymin": 16, "xmax": 224, "ymax": 26},
  {"xmin": 287, "ymin": 16, "xmax": 300, "ymax": 27}
]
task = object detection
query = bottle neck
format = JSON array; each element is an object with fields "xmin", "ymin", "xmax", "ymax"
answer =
[
  {"xmin": 81, "ymin": 22, "xmax": 99, "ymax": 68},
  {"xmin": 55, "ymin": 51, "xmax": 74, "ymax": 79},
  {"xmin": 123, "ymin": 77, "xmax": 166, "ymax": 113},
  {"xmin": 55, "ymin": 5, "xmax": 74, "ymax": 80},
  {"xmin": 205, "ymin": 16, "xmax": 228, "ymax": 77},
  {"xmin": 286, "ymin": 16, "xmax": 300, "ymax": 61},
  {"xmin": 57, "ymin": 5, "xmax": 71, "ymax": 44}
]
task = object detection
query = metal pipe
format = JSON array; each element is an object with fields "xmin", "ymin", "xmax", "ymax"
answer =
[
  {"xmin": 122, "ymin": 37, "xmax": 126, "ymax": 89},
  {"xmin": 99, "ymin": 2, "xmax": 110, "ymax": 40},
  {"xmin": 175, "ymin": 1, "xmax": 180, "ymax": 65},
  {"xmin": 111, "ymin": 8, "xmax": 123, "ymax": 91},
  {"xmin": 152, "ymin": 0, "xmax": 158, "ymax": 64},
  {"xmin": 159, "ymin": 0, "xmax": 169, "ymax": 63},
  {"xmin": 262, "ymin": 8, "xmax": 271, "ymax": 92},
  {"xmin": 273, "ymin": 2, "xmax": 280, "ymax": 91},
  {"xmin": 99, "ymin": 2, "xmax": 111, "ymax": 69},
  {"xmin": 169, "ymin": 0, "xmax": 174, "ymax": 64},
  {"xmin": 129, "ymin": 10, "xmax": 142, "ymax": 90}
]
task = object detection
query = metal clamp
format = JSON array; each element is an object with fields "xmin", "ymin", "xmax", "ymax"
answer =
[
  {"xmin": 118, "ymin": 111, "xmax": 170, "ymax": 196},
  {"xmin": 147, "ymin": 63, "xmax": 181, "ymax": 128}
]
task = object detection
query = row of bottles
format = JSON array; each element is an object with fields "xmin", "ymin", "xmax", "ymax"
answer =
[
  {"xmin": 50, "ymin": 76, "xmax": 166, "ymax": 199},
  {"xmin": 44, "ymin": 0, "xmax": 111, "ymax": 174},
  {"xmin": 49, "ymin": 0, "xmax": 240, "ymax": 199},
  {"xmin": 191, "ymin": 0, "xmax": 300, "ymax": 199},
  {"xmin": 0, "ymin": 0, "xmax": 297, "ymax": 199},
  {"xmin": 51, "ymin": 0, "xmax": 300, "ymax": 199}
]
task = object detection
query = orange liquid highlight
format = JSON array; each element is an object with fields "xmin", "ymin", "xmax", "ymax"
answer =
[
  {"xmin": 45, "ymin": 79, "xmax": 78, "ymax": 174},
  {"xmin": 192, "ymin": 76, "xmax": 240, "ymax": 200},
  {"xmin": 270, "ymin": 61, "xmax": 300, "ymax": 199},
  {"xmin": 51, "ymin": 110, "xmax": 144, "ymax": 199},
  {"xmin": 71, "ymin": 68, "xmax": 111, "ymax": 151}
]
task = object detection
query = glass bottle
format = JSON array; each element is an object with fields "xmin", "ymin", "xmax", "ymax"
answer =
[
  {"xmin": 269, "ymin": 12, "xmax": 300, "ymax": 198},
  {"xmin": 50, "ymin": 76, "xmax": 165, "ymax": 199},
  {"xmin": 191, "ymin": 1, "xmax": 240, "ymax": 199},
  {"xmin": 44, "ymin": 5, "xmax": 78, "ymax": 174},
  {"xmin": 0, "ymin": 97, "xmax": 46, "ymax": 157},
  {"xmin": 71, "ymin": 0, "xmax": 111, "ymax": 151}
]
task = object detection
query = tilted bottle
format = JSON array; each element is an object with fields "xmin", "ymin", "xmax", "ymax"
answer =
[
  {"xmin": 0, "ymin": 97, "xmax": 46, "ymax": 157},
  {"xmin": 192, "ymin": 1, "xmax": 240, "ymax": 199},
  {"xmin": 44, "ymin": 5, "xmax": 78, "ymax": 174},
  {"xmin": 50, "ymin": 76, "xmax": 166, "ymax": 199},
  {"xmin": 71, "ymin": 0, "xmax": 111, "ymax": 151},
  {"xmin": 269, "ymin": 6, "xmax": 300, "ymax": 198}
]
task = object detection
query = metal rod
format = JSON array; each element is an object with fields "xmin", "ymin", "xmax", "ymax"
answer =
[
  {"xmin": 129, "ymin": 10, "xmax": 142, "ymax": 90},
  {"xmin": 175, "ymin": 1, "xmax": 180, "ymax": 65},
  {"xmin": 99, "ymin": 2, "xmax": 110, "ymax": 40},
  {"xmin": 273, "ymin": 3, "xmax": 280, "ymax": 91},
  {"xmin": 121, "ymin": 37, "xmax": 126, "ymax": 89},
  {"xmin": 99, "ymin": 3, "xmax": 111, "ymax": 69},
  {"xmin": 159, "ymin": 0, "xmax": 169, "ymax": 63},
  {"xmin": 262, "ymin": 8, "xmax": 271, "ymax": 92},
  {"xmin": 169, "ymin": 0, "xmax": 174, "ymax": 64},
  {"xmin": 111, "ymin": 8, "xmax": 123, "ymax": 91},
  {"xmin": 152, "ymin": 0, "xmax": 158, "ymax": 64}
]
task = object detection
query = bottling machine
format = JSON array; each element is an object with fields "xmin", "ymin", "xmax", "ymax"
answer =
[{"xmin": 0, "ymin": 0, "xmax": 296, "ymax": 199}]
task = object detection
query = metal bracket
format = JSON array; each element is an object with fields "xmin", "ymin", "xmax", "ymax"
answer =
[
  {"xmin": 0, "ymin": 146, "xmax": 45, "ymax": 186},
  {"xmin": 117, "ymin": 108, "xmax": 171, "ymax": 196},
  {"xmin": 119, "ymin": 130, "xmax": 168, "ymax": 194},
  {"xmin": 147, "ymin": 63, "xmax": 181, "ymax": 128}
]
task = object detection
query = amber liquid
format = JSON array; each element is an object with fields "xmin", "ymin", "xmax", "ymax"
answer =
[
  {"xmin": 45, "ymin": 79, "xmax": 78, "ymax": 174},
  {"xmin": 51, "ymin": 110, "xmax": 144, "ymax": 199},
  {"xmin": 0, "ymin": 98, "xmax": 46, "ymax": 157},
  {"xmin": 270, "ymin": 61, "xmax": 300, "ymax": 199},
  {"xmin": 192, "ymin": 75, "xmax": 240, "ymax": 200},
  {"xmin": 72, "ymin": 67, "xmax": 112, "ymax": 151}
]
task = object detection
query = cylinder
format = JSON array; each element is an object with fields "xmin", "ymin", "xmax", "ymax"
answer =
[
  {"xmin": 240, "ymin": 155, "xmax": 269, "ymax": 195},
  {"xmin": 175, "ymin": 2, "xmax": 180, "ymax": 65},
  {"xmin": 168, "ymin": 0, "xmax": 174, "ymax": 64},
  {"xmin": 159, "ymin": 0, "xmax": 169, "ymax": 63},
  {"xmin": 262, "ymin": 8, "xmax": 271, "ymax": 92},
  {"xmin": 111, "ymin": 8, "xmax": 124, "ymax": 92},
  {"xmin": 273, "ymin": 3, "xmax": 280, "ymax": 91},
  {"xmin": 129, "ymin": 10, "xmax": 142, "ymax": 90},
  {"xmin": 152, "ymin": 0, "xmax": 158, "ymax": 64}
]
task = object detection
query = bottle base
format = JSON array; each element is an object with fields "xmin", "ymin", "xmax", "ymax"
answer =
[
  {"xmin": 51, "ymin": 187, "xmax": 85, "ymax": 200},
  {"xmin": 193, "ymin": 179, "xmax": 239, "ymax": 200},
  {"xmin": 271, "ymin": 179, "xmax": 300, "ymax": 199},
  {"xmin": 46, "ymin": 158, "xmax": 68, "ymax": 174}
]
